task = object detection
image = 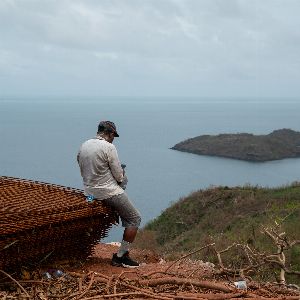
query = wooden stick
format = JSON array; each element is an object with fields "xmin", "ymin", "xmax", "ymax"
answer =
[
  {"xmin": 169, "ymin": 292, "xmax": 246, "ymax": 300},
  {"xmin": 0, "ymin": 270, "xmax": 30, "ymax": 298},
  {"xmin": 139, "ymin": 277, "xmax": 232, "ymax": 293},
  {"xmin": 63, "ymin": 272, "xmax": 96, "ymax": 300},
  {"xmin": 144, "ymin": 270, "xmax": 178, "ymax": 278},
  {"xmin": 0, "ymin": 280, "xmax": 51, "ymax": 286},
  {"xmin": 106, "ymin": 274, "xmax": 115, "ymax": 294},
  {"xmin": 94, "ymin": 277, "xmax": 172, "ymax": 299},
  {"xmin": 77, "ymin": 272, "xmax": 96, "ymax": 299},
  {"xmin": 80, "ymin": 291, "xmax": 172, "ymax": 300},
  {"xmin": 79, "ymin": 277, "xmax": 83, "ymax": 292},
  {"xmin": 165, "ymin": 243, "xmax": 215, "ymax": 272}
]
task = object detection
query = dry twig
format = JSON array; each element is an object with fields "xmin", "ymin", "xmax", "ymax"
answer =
[
  {"xmin": 0, "ymin": 270, "xmax": 30, "ymax": 298},
  {"xmin": 165, "ymin": 243, "xmax": 215, "ymax": 272}
]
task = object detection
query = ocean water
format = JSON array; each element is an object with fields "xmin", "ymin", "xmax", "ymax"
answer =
[{"xmin": 1, "ymin": 98, "xmax": 300, "ymax": 241}]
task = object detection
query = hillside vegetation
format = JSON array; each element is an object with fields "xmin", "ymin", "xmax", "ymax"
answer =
[{"xmin": 136, "ymin": 183, "xmax": 300, "ymax": 282}]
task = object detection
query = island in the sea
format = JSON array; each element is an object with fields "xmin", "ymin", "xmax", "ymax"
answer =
[{"xmin": 171, "ymin": 129, "xmax": 300, "ymax": 162}]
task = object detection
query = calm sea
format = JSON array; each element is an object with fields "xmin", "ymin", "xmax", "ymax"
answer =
[{"xmin": 1, "ymin": 98, "xmax": 300, "ymax": 240}]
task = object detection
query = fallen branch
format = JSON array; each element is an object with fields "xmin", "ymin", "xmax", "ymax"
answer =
[
  {"xmin": 105, "ymin": 274, "xmax": 115, "ymax": 294},
  {"xmin": 81, "ymin": 291, "xmax": 172, "ymax": 299},
  {"xmin": 77, "ymin": 272, "xmax": 95, "ymax": 299},
  {"xmin": 63, "ymin": 272, "xmax": 95, "ymax": 300},
  {"xmin": 0, "ymin": 280, "xmax": 51, "ymax": 286},
  {"xmin": 139, "ymin": 277, "xmax": 232, "ymax": 293},
  {"xmin": 144, "ymin": 270, "xmax": 178, "ymax": 278},
  {"xmin": 169, "ymin": 292, "xmax": 246, "ymax": 299},
  {"xmin": 94, "ymin": 276, "xmax": 173, "ymax": 300},
  {"xmin": 0, "ymin": 270, "xmax": 30, "ymax": 298}
]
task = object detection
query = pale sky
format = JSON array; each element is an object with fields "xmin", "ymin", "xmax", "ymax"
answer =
[{"xmin": 0, "ymin": 0, "xmax": 300, "ymax": 98}]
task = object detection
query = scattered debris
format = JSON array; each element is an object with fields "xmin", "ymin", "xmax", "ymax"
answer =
[
  {"xmin": 0, "ymin": 243, "xmax": 299, "ymax": 299},
  {"xmin": 234, "ymin": 280, "xmax": 247, "ymax": 290}
]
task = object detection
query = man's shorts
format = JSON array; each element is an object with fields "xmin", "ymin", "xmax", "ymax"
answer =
[{"xmin": 103, "ymin": 192, "xmax": 141, "ymax": 228}]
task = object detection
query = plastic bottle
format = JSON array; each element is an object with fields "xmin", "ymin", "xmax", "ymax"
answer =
[
  {"xmin": 43, "ymin": 272, "xmax": 52, "ymax": 280},
  {"xmin": 86, "ymin": 195, "xmax": 94, "ymax": 202},
  {"xmin": 52, "ymin": 269, "xmax": 64, "ymax": 278},
  {"xmin": 234, "ymin": 280, "xmax": 247, "ymax": 289}
]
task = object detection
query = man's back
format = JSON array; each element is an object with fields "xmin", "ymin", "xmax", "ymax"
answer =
[{"xmin": 77, "ymin": 136, "xmax": 124, "ymax": 200}]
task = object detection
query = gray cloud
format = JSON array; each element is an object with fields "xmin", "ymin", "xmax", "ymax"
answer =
[{"xmin": 0, "ymin": 0, "xmax": 300, "ymax": 98}]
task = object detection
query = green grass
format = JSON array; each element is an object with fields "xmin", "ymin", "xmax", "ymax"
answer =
[{"xmin": 135, "ymin": 184, "xmax": 300, "ymax": 283}]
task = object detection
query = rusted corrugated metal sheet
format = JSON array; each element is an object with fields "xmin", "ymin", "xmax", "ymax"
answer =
[{"xmin": 0, "ymin": 176, "xmax": 118, "ymax": 269}]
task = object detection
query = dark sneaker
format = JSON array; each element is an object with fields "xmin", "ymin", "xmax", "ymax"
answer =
[{"xmin": 111, "ymin": 252, "xmax": 139, "ymax": 268}]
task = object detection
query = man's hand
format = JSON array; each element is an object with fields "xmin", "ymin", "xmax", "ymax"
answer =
[{"xmin": 119, "ymin": 174, "xmax": 128, "ymax": 190}]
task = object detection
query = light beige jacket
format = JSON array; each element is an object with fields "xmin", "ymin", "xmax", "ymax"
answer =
[{"xmin": 77, "ymin": 136, "xmax": 124, "ymax": 200}]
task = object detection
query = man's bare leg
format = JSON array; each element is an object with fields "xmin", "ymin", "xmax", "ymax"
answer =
[
  {"xmin": 123, "ymin": 226, "xmax": 138, "ymax": 243},
  {"xmin": 116, "ymin": 226, "xmax": 138, "ymax": 258}
]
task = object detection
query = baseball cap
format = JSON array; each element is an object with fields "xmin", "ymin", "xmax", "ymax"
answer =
[{"xmin": 98, "ymin": 120, "xmax": 119, "ymax": 137}]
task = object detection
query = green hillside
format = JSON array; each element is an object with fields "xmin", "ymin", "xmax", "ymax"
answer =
[{"xmin": 136, "ymin": 183, "xmax": 300, "ymax": 282}]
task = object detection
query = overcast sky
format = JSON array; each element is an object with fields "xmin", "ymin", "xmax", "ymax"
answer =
[{"xmin": 0, "ymin": 0, "xmax": 300, "ymax": 99}]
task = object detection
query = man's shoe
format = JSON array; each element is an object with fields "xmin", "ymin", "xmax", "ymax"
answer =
[{"xmin": 111, "ymin": 252, "xmax": 139, "ymax": 268}]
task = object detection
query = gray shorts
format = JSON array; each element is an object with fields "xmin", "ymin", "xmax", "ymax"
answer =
[{"xmin": 103, "ymin": 192, "xmax": 141, "ymax": 228}]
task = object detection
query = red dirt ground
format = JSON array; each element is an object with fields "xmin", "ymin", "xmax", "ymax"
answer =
[
  {"xmin": 62, "ymin": 243, "xmax": 300, "ymax": 299},
  {"xmin": 1, "ymin": 243, "xmax": 299, "ymax": 299}
]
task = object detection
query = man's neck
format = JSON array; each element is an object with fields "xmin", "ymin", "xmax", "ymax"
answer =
[{"xmin": 96, "ymin": 133, "xmax": 110, "ymax": 142}]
